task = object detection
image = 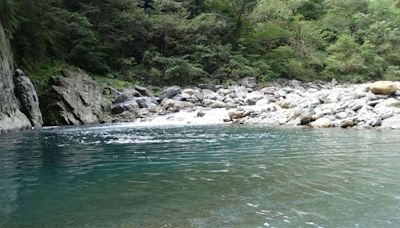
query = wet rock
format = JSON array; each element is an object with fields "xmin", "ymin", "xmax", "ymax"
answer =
[
  {"xmin": 13, "ymin": 69, "xmax": 43, "ymax": 128},
  {"xmin": 370, "ymin": 81, "xmax": 398, "ymax": 95}
]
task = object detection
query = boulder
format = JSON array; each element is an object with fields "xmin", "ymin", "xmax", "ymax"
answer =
[
  {"xmin": 202, "ymin": 89, "xmax": 219, "ymax": 100},
  {"xmin": 310, "ymin": 117, "xmax": 332, "ymax": 128},
  {"xmin": 233, "ymin": 86, "xmax": 248, "ymax": 98},
  {"xmin": 113, "ymin": 88, "xmax": 141, "ymax": 104},
  {"xmin": 13, "ymin": 70, "xmax": 43, "ymax": 128},
  {"xmin": 182, "ymin": 89, "xmax": 203, "ymax": 101},
  {"xmin": 197, "ymin": 111, "xmax": 206, "ymax": 117},
  {"xmin": 159, "ymin": 86, "xmax": 181, "ymax": 100},
  {"xmin": 134, "ymin": 97, "xmax": 158, "ymax": 109},
  {"xmin": 172, "ymin": 94, "xmax": 187, "ymax": 101},
  {"xmin": 384, "ymin": 98, "xmax": 400, "ymax": 108},
  {"xmin": 111, "ymin": 100, "xmax": 139, "ymax": 115},
  {"xmin": 370, "ymin": 81, "xmax": 398, "ymax": 95},
  {"xmin": 300, "ymin": 113, "xmax": 314, "ymax": 125},
  {"xmin": 161, "ymin": 98, "xmax": 194, "ymax": 112},
  {"xmin": 245, "ymin": 91, "xmax": 264, "ymax": 105},
  {"xmin": 134, "ymin": 85, "xmax": 152, "ymax": 97},
  {"xmin": 240, "ymin": 77, "xmax": 257, "ymax": 88},
  {"xmin": 277, "ymin": 100, "xmax": 291, "ymax": 109},
  {"xmin": 228, "ymin": 111, "xmax": 243, "ymax": 120},
  {"xmin": 339, "ymin": 119, "xmax": 355, "ymax": 128},
  {"xmin": 202, "ymin": 99, "xmax": 227, "ymax": 108},
  {"xmin": 41, "ymin": 69, "xmax": 107, "ymax": 126}
]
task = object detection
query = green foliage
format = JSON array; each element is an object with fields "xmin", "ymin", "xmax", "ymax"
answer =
[
  {"xmin": 0, "ymin": 0, "xmax": 17, "ymax": 34},
  {"xmin": 27, "ymin": 61, "xmax": 66, "ymax": 96},
  {"xmin": 383, "ymin": 66, "xmax": 400, "ymax": 81},
  {"xmin": 7, "ymin": 0, "xmax": 400, "ymax": 86},
  {"xmin": 93, "ymin": 75, "xmax": 132, "ymax": 91}
]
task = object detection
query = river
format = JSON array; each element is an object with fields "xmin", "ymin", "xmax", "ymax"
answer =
[{"xmin": 1, "ymin": 124, "xmax": 399, "ymax": 227}]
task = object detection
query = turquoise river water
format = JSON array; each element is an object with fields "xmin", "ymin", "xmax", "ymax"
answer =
[{"xmin": 0, "ymin": 124, "xmax": 400, "ymax": 227}]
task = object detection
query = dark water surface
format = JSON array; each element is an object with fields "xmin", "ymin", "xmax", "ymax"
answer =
[{"xmin": 1, "ymin": 124, "xmax": 400, "ymax": 227}]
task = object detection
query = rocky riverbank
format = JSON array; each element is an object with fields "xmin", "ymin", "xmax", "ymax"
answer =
[
  {"xmin": 126, "ymin": 79, "xmax": 400, "ymax": 130},
  {"xmin": 37, "ymin": 68, "xmax": 400, "ymax": 130}
]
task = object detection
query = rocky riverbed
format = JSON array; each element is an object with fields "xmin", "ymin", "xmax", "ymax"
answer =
[{"xmin": 98, "ymin": 77, "xmax": 400, "ymax": 130}]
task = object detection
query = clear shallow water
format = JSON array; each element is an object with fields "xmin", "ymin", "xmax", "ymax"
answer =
[{"xmin": 1, "ymin": 125, "xmax": 400, "ymax": 228}]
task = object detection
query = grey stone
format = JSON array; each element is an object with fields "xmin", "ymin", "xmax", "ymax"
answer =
[
  {"xmin": 134, "ymin": 97, "xmax": 158, "ymax": 109},
  {"xmin": 42, "ymin": 69, "xmax": 107, "ymax": 126},
  {"xmin": 134, "ymin": 85, "xmax": 153, "ymax": 97},
  {"xmin": 240, "ymin": 77, "xmax": 257, "ymax": 88},
  {"xmin": 111, "ymin": 100, "xmax": 140, "ymax": 115},
  {"xmin": 159, "ymin": 86, "xmax": 181, "ymax": 100},
  {"xmin": 13, "ymin": 69, "xmax": 43, "ymax": 128}
]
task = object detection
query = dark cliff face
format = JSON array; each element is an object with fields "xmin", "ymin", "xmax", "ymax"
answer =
[{"xmin": 0, "ymin": 20, "xmax": 31, "ymax": 132}]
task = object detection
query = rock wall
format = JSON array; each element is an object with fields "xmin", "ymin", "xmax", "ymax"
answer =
[{"xmin": 0, "ymin": 20, "xmax": 31, "ymax": 132}]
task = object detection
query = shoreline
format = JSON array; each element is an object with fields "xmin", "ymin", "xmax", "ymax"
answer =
[
  {"xmin": 4, "ymin": 74, "xmax": 400, "ymax": 133},
  {"xmin": 103, "ymin": 79, "xmax": 400, "ymax": 130}
]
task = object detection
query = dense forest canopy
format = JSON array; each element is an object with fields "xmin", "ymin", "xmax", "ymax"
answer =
[{"xmin": 3, "ymin": 0, "xmax": 400, "ymax": 86}]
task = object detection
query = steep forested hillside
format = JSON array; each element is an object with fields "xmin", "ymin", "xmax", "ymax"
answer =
[{"xmin": 2, "ymin": 0, "xmax": 400, "ymax": 86}]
